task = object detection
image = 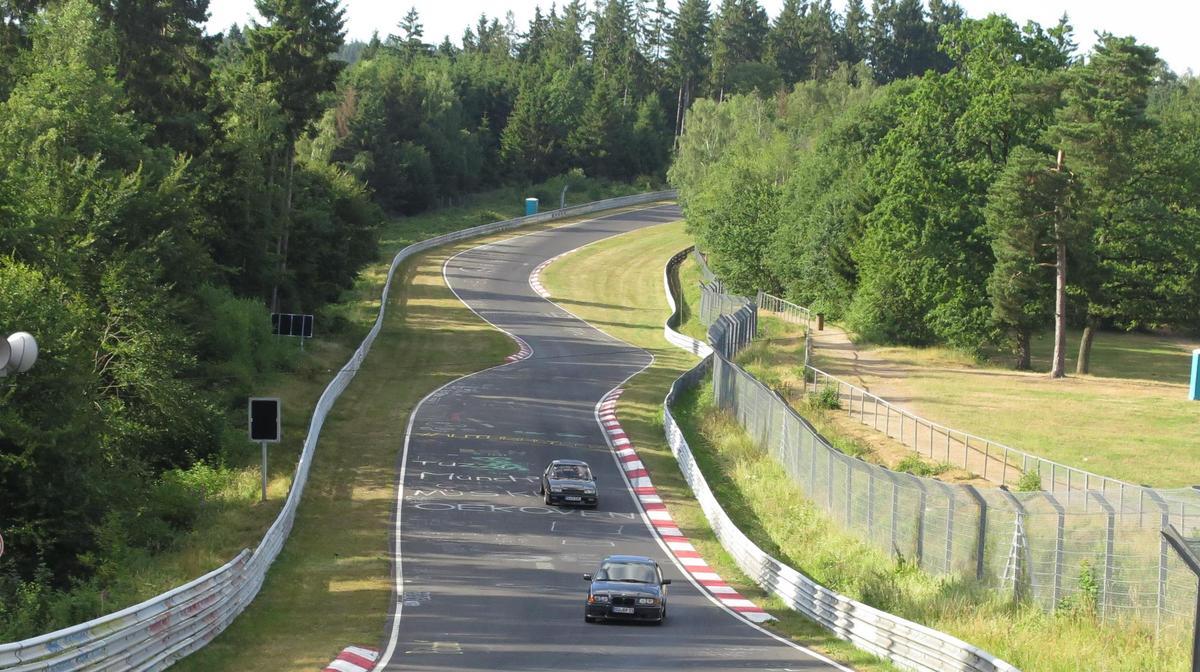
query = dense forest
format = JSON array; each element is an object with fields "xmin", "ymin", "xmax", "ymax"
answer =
[
  {"xmin": 3, "ymin": 0, "xmax": 1195, "ymax": 638},
  {"xmin": 2, "ymin": 0, "xmax": 959, "ymax": 637},
  {"xmin": 0, "ymin": 0, "xmax": 747, "ymax": 635},
  {"xmin": 671, "ymin": 6, "xmax": 1200, "ymax": 371}
]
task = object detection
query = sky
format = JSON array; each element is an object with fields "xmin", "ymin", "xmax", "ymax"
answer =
[{"xmin": 204, "ymin": 0, "xmax": 1200, "ymax": 75}]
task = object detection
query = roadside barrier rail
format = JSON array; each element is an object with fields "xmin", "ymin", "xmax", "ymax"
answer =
[
  {"xmin": 0, "ymin": 191, "xmax": 677, "ymax": 671},
  {"xmin": 662, "ymin": 250, "xmax": 1021, "ymax": 672}
]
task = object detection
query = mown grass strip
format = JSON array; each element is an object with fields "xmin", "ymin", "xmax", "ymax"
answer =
[{"xmin": 540, "ymin": 220, "xmax": 896, "ymax": 672}]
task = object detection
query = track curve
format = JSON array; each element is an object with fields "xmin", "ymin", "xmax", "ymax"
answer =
[{"xmin": 375, "ymin": 204, "xmax": 849, "ymax": 671}]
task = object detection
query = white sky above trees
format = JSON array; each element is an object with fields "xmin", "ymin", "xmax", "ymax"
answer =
[{"xmin": 204, "ymin": 0, "xmax": 1199, "ymax": 74}]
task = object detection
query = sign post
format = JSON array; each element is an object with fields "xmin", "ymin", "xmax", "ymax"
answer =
[
  {"xmin": 1190, "ymin": 348, "xmax": 1199, "ymax": 402},
  {"xmin": 249, "ymin": 398, "xmax": 281, "ymax": 502}
]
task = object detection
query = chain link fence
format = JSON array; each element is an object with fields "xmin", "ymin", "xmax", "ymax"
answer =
[{"xmin": 704, "ymin": 290, "xmax": 1199, "ymax": 643}]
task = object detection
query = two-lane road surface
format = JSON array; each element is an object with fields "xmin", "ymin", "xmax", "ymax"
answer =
[{"xmin": 375, "ymin": 204, "xmax": 849, "ymax": 672}]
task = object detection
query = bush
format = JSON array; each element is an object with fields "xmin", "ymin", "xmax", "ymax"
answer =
[
  {"xmin": 811, "ymin": 383, "xmax": 841, "ymax": 410},
  {"xmin": 895, "ymin": 454, "xmax": 951, "ymax": 477},
  {"xmin": 193, "ymin": 285, "xmax": 291, "ymax": 404},
  {"xmin": 1016, "ymin": 470, "xmax": 1043, "ymax": 491}
]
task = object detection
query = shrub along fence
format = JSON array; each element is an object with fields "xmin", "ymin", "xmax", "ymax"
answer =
[
  {"xmin": 685, "ymin": 262, "xmax": 1199, "ymax": 644},
  {"xmin": 0, "ymin": 192, "xmax": 677, "ymax": 672}
]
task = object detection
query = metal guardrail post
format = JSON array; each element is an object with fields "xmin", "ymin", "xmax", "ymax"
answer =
[
  {"xmin": 867, "ymin": 470, "xmax": 876, "ymax": 542},
  {"xmin": 1161, "ymin": 524, "xmax": 1200, "ymax": 672},
  {"xmin": 1041, "ymin": 490, "xmax": 1066, "ymax": 606},
  {"xmin": 845, "ymin": 460, "xmax": 855, "ymax": 527},
  {"xmin": 963, "ymin": 485, "xmax": 988, "ymax": 581},
  {"xmin": 939, "ymin": 482, "xmax": 958, "ymax": 574},
  {"xmin": 998, "ymin": 487, "xmax": 1030, "ymax": 600},
  {"xmin": 913, "ymin": 476, "xmax": 929, "ymax": 569},
  {"xmin": 1145, "ymin": 488, "xmax": 1173, "ymax": 634},
  {"xmin": 1089, "ymin": 491, "xmax": 1117, "ymax": 619}
]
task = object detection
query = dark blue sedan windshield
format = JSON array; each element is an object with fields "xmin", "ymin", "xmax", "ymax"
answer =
[{"xmin": 596, "ymin": 561, "xmax": 657, "ymax": 583}]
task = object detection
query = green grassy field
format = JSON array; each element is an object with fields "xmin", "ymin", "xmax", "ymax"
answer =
[
  {"xmin": 542, "ymin": 222, "xmax": 1187, "ymax": 672},
  {"xmin": 541, "ymin": 221, "xmax": 897, "ymax": 672},
  {"xmin": 813, "ymin": 326, "xmax": 1200, "ymax": 488}
]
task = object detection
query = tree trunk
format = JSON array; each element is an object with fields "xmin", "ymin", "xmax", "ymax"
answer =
[
  {"xmin": 1050, "ymin": 149, "xmax": 1067, "ymax": 380},
  {"xmin": 271, "ymin": 138, "xmax": 296, "ymax": 314},
  {"xmin": 1015, "ymin": 327, "xmax": 1031, "ymax": 371},
  {"xmin": 1076, "ymin": 319, "xmax": 1097, "ymax": 375},
  {"xmin": 267, "ymin": 149, "xmax": 279, "ymax": 313},
  {"xmin": 1050, "ymin": 237, "xmax": 1067, "ymax": 378},
  {"xmin": 674, "ymin": 83, "xmax": 684, "ymax": 147}
]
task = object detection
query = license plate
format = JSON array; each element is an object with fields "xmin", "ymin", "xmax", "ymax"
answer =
[
  {"xmin": 612, "ymin": 606, "xmax": 634, "ymax": 614},
  {"xmin": 565, "ymin": 496, "xmax": 582, "ymax": 501}
]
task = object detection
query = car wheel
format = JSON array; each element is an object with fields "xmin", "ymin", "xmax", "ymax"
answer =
[
  {"xmin": 543, "ymin": 491, "xmax": 551, "ymax": 505},
  {"xmin": 585, "ymin": 615, "xmax": 595, "ymax": 623}
]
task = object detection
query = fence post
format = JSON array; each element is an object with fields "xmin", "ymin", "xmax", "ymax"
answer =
[
  {"xmin": 912, "ymin": 476, "xmax": 929, "ymax": 569},
  {"xmin": 845, "ymin": 461, "xmax": 854, "ymax": 527},
  {"xmin": 998, "ymin": 487, "xmax": 1030, "ymax": 600},
  {"xmin": 867, "ymin": 472, "xmax": 876, "ymax": 542},
  {"xmin": 1145, "ymin": 488, "xmax": 1173, "ymax": 634},
  {"xmin": 808, "ymin": 427, "xmax": 818, "ymax": 496},
  {"xmin": 1042, "ymin": 490, "xmax": 1066, "ymax": 607},
  {"xmin": 939, "ymin": 482, "xmax": 957, "ymax": 574},
  {"xmin": 1160, "ymin": 524, "xmax": 1200, "ymax": 672},
  {"xmin": 827, "ymin": 449, "xmax": 835, "ymax": 512},
  {"xmin": 1089, "ymin": 491, "xmax": 1117, "ymax": 619},
  {"xmin": 963, "ymin": 485, "xmax": 988, "ymax": 581}
]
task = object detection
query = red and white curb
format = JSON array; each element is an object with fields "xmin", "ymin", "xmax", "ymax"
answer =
[
  {"xmin": 597, "ymin": 389, "xmax": 774, "ymax": 624},
  {"xmin": 528, "ymin": 251, "xmax": 568, "ymax": 299},
  {"xmin": 323, "ymin": 645, "xmax": 379, "ymax": 672},
  {"xmin": 505, "ymin": 336, "xmax": 533, "ymax": 363}
]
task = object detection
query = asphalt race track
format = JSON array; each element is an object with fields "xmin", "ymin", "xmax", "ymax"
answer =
[{"xmin": 375, "ymin": 204, "xmax": 849, "ymax": 671}]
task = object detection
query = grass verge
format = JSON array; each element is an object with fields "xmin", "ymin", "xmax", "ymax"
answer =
[
  {"xmin": 541, "ymin": 221, "xmax": 896, "ymax": 672},
  {"xmin": 542, "ymin": 221, "xmax": 1187, "ymax": 672}
]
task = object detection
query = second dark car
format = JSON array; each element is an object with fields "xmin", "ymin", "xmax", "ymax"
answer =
[{"xmin": 538, "ymin": 459, "xmax": 598, "ymax": 507}]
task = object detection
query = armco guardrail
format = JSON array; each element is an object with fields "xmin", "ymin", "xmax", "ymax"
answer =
[
  {"xmin": 0, "ymin": 191, "xmax": 676, "ymax": 671},
  {"xmin": 662, "ymin": 248, "xmax": 712, "ymax": 358},
  {"xmin": 661, "ymin": 251, "xmax": 1020, "ymax": 672}
]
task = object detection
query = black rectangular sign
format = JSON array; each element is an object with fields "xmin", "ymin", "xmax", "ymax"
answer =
[
  {"xmin": 271, "ymin": 313, "xmax": 314, "ymax": 338},
  {"xmin": 248, "ymin": 397, "xmax": 281, "ymax": 443}
]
